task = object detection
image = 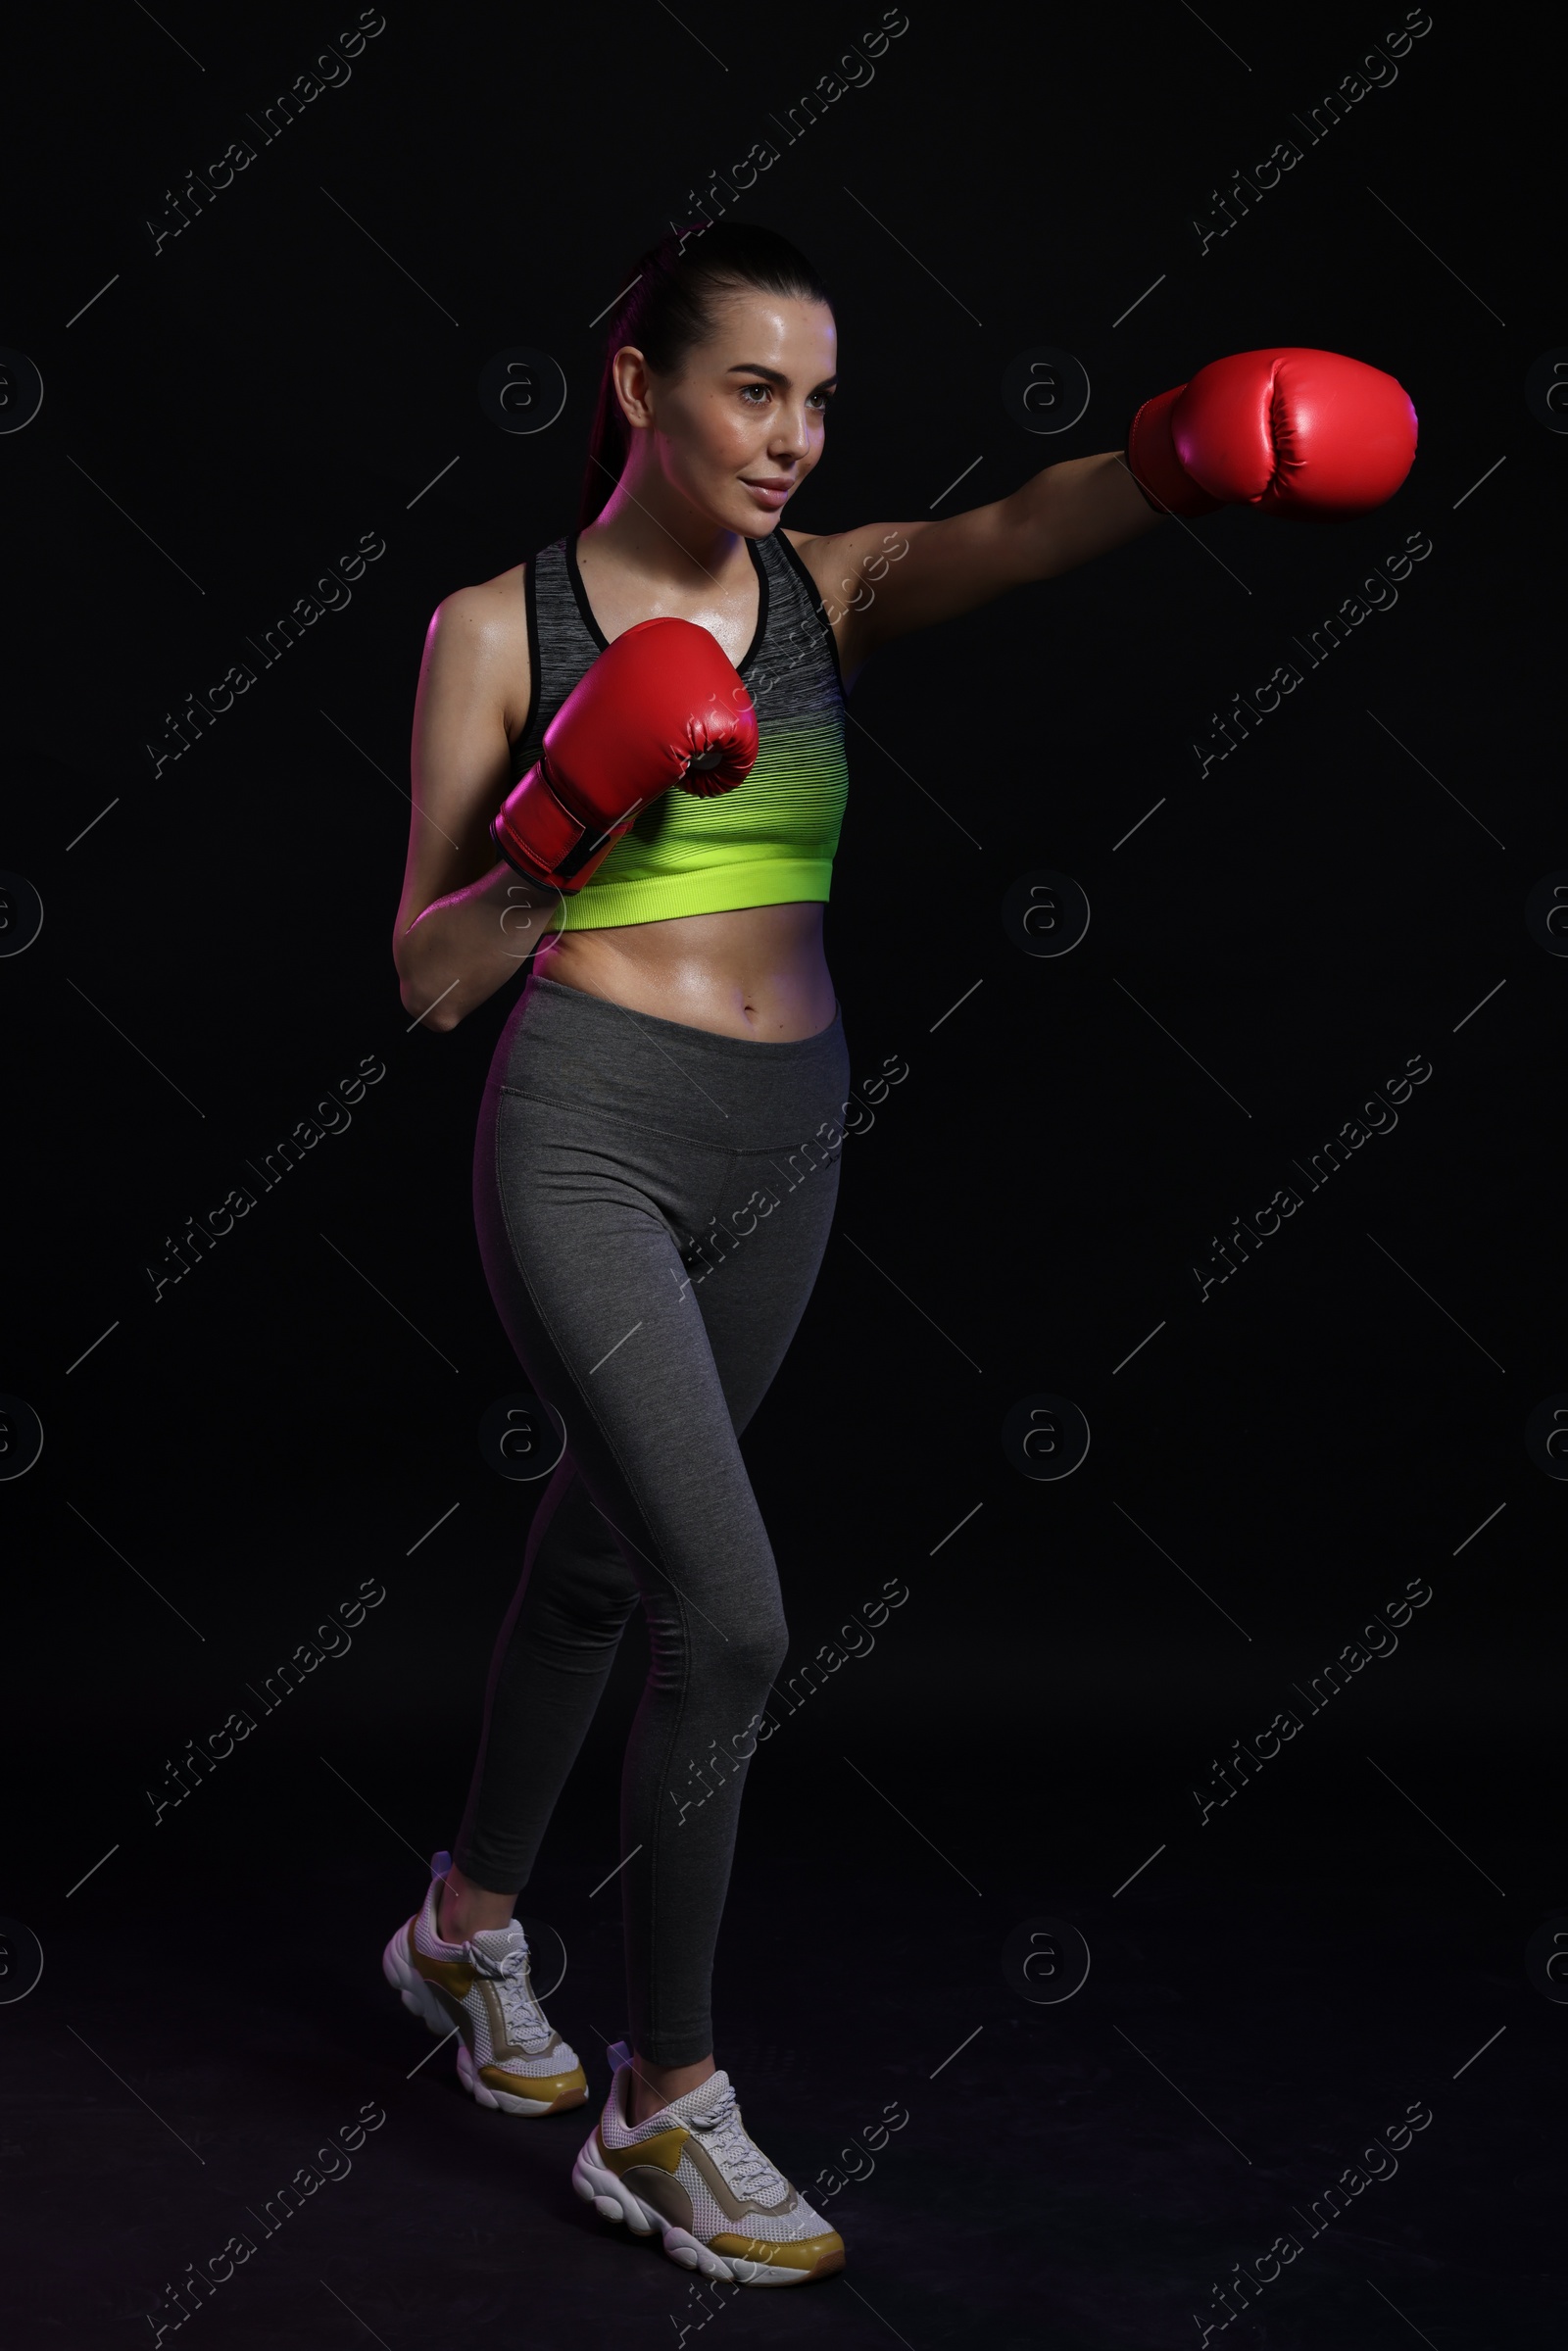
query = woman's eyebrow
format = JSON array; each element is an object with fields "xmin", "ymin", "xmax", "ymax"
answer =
[{"xmin": 726, "ymin": 363, "xmax": 839, "ymax": 390}]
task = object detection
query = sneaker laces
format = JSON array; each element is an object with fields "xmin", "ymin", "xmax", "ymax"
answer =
[
  {"xmin": 469, "ymin": 1933, "xmax": 554, "ymax": 2054},
  {"xmin": 686, "ymin": 2083, "xmax": 788, "ymax": 2202}
]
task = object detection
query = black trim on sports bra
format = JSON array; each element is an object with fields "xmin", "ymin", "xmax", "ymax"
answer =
[
  {"xmin": 516, "ymin": 556, "xmax": 542, "ymax": 751},
  {"xmin": 564, "ymin": 532, "xmax": 771, "ymax": 678}
]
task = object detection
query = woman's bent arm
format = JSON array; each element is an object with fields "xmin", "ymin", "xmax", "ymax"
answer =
[
  {"xmin": 399, "ymin": 860, "xmax": 560, "ymax": 1033},
  {"xmin": 392, "ymin": 575, "xmax": 559, "ymax": 1033}
]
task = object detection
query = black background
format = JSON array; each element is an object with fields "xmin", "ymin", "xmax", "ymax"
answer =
[{"xmin": 2, "ymin": 4, "xmax": 1562, "ymax": 2346}]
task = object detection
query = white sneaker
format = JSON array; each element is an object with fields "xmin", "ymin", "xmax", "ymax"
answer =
[
  {"xmin": 572, "ymin": 2039, "xmax": 845, "ymax": 2284},
  {"xmin": 382, "ymin": 1850, "xmax": 587, "ymax": 2117}
]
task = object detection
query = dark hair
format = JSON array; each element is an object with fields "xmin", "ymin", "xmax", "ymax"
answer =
[{"xmin": 578, "ymin": 221, "xmax": 833, "ymax": 529}]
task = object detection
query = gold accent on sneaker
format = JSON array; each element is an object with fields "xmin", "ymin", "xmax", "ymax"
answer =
[
  {"xmin": 598, "ymin": 2125, "xmax": 690, "ymax": 2178},
  {"xmin": 709, "ymin": 2231, "xmax": 846, "ymax": 2278},
  {"xmin": 478, "ymin": 2061, "xmax": 587, "ymax": 2110},
  {"xmin": 411, "ymin": 1940, "xmax": 480, "ymax": 1999}
]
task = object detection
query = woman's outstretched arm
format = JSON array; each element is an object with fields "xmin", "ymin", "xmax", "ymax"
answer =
[
  {"xmin": 787, "ymin": 449, "xmax": 1162, "ymax": 680},
  {"xmin": 392, "ymin": 574, "xmax": 560, "ymax": 1033},
  {"xmin": 795, "ymin": 347, "xmax": 1419, "ymax": 681}
]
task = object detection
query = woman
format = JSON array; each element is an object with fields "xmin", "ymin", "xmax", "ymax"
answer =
[{"xmin": 380, "ymin": 222, "xmax": 1415, "ymax": 2288}]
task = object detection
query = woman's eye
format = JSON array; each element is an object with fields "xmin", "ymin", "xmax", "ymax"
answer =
[{"xmin": 740, "ymin": 383, "xmax": 770, "ymax": 404}]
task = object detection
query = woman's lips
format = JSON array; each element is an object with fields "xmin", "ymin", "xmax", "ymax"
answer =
[{"xmin": 742, "ymin": 479, "xmax": 793, "ymax": 511}]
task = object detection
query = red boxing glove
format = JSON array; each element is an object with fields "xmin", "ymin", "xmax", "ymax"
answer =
[
  {"xmin": 491, "ymin": 617, "xmax": 758, "ymax": 893},
  {"xmin": 1126, "ymin": 348, "xmax": 1418, "ymax": 520}
]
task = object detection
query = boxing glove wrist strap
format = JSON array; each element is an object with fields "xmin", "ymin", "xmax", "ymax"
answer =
[
  {"xmin": 1125, "ymin": 385, "xmax": 1225, "ymax": 518},
  {"xmin": 490, "ymin": 758, "xmax": 616, "ymax": 893},
  {"xmin": 489, "ymin": 817, "xmax": 555, "ymax": 890}
]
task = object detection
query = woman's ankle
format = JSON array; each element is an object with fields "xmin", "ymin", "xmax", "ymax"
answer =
[{"xmin": 437, "ymin": 1863, "xmax": 516, "ymax": 1945}]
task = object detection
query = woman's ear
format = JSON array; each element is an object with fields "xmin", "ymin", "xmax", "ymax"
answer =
[{"xmin": 612, "ymin": 345, "xmax": 657, "ymax": 430}]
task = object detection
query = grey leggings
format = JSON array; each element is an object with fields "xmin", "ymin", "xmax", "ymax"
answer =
[{"xmin": 457, "ymin": 971, "xmax": 851, "ymax": 2065}]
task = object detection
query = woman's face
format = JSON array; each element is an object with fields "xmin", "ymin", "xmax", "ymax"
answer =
[{"xmin": 619, "ymin": 289, "xmax": 838, "ymax": 535}]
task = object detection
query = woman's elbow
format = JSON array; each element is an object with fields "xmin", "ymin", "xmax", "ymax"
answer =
[
  {"xmin": 394, "ymin": 930, "xmax": 466, "ymax": 1033},
  {"xmin": 399, "ymin": 973, "xmax": 466, "ymax": 1033}
]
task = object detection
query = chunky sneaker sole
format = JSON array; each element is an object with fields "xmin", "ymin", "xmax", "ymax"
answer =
[
  {"xmin": 571, "ymin": 2041, "xmax": 845, "ymax": 2285},
  {"xmin": 382, "ymin": 1851, "xmax": 588, "ymax": 2118}
]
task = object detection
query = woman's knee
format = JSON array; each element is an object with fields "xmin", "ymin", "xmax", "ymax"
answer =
[{"xmin": 722, "ymin": 1607, "xmax": 790, "ymax": 1693}]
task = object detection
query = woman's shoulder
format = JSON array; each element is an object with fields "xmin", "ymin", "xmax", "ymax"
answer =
[
  {"xmin": 424, "ymin": 563, "xmax": 532, "ymax": 737},
  {"xmin": 436, "ymin": 560, "xmax": 527, "ymax": 630},
  {"xmin": 426, "ymin": 561, "xmax": 531, "ymax": 672}
]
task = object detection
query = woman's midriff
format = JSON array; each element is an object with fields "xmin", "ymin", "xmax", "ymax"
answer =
[{"xmin": 531, "ymin": 902, "xmax": 836, "ymax": 1042}]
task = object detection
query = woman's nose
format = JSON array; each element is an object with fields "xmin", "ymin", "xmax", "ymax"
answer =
[{"xmin": 770, "ymin": 406, "xmax": 811, "ymax": 459}]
